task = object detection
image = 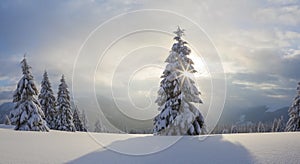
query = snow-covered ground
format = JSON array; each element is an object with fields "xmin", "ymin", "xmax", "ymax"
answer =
[{"xmin": 0, "ymin": 125, "xmax": 299, "ymax": 164}]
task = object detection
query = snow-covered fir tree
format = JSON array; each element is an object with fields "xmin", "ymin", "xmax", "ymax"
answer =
[
  {"xmin": 272, "ymin": 118, "xmax": 278, "ymax": 132},
  {"xmin": 276, "ymin": 116, "xmax": 285, "ymax": 132},
  {"xmin": 222, "ymin": 129, "xmax": 229, "ymax": 134},
  {"xmin": 81, "ymin": 110, "xmax": 88, "ymax": 130},
  {"xmin": 38, "ymin": 71, "xmax": 57, "ymax": 129},
  {"xmin": 73, "ymin": 106, "xmax": 87, "ymax": 132},
  {"xmin": 153, "ymin": 27, "xmax": 206, "ymax": 135},
  {"xmin": 257, "ymin": 122, "xmax": 265, "ymax": 133},
  {"xmin": 231, "ymin": 125, "xmax": 238, "ymax": 133},
  {"xmin": 9, "ymin": 57, "xmax": 49, "ymax": 131},
  {"xmin": 4, "ymin": 115, "xmax": 11, "ymax": 125},
  {"xmin": 94, "ymin": 119, "xmax": 106, "ymax": 133},
  {"xmin": 285, "ymin": 82, "xmax": 300, "ymax": 132},
  {"xmin": 55, "ymin": 75, "xmax": 76, "ymax": 132},
  {"xmin": 94, "ymin": 120, "xmax": 101, "ymax": 132},
  {"xmin": 248, "ymin": 127, "xmax": 253, "ymax": 133}
]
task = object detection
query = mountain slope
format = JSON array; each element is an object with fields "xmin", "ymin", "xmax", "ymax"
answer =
[
  {"xmin": 0, "ymin": 102, "xmax": 14, "ymax": 123},
  {"xmin": 0, "ymin": 126, "xmax": 299, "ymax": 164},
  {"xmin": 219, "ymin": 106, "xmax": 289, "ymax": 125}
]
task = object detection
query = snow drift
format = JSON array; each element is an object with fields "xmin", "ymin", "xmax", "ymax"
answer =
[{"xmin": 0, "ymin": 126, "xmax": 299, "ymax": 164}]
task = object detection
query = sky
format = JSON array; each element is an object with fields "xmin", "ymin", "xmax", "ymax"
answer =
[{"xmin": 0, "ymin": 0, "xmax": 300, "ymax": 130}]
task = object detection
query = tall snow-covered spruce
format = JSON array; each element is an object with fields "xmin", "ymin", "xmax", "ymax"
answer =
[
  {"xmin": 38, "ymin": 71, "xmax": 57, "ymax": 129},
  {"xmin": 55, "ymin": 75, "xmax": 76, "ymax": 132},
  {"xmin": 285, "ymin": 82, "xmax": 300, "ymax": 131},
  {"xmin": 153, "ymin": 27, "xmax": 206, "ymax": 135},
  {"xmin": 73, "ymin": 106, "xmax": 87, "ymax": 132},
  {"xmin": 9, "ymin": 57, "xmax": 49, "ymax": 131}
]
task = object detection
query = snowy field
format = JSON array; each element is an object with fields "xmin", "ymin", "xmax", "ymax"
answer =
[{"xmin": 0, "ymin": 125, "xmax": 299, "ymax": 164}]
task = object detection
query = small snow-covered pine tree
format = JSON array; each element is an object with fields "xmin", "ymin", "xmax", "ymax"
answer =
[
  {"xmin": 73, "ymin": 106, "xmax": 87, "ymax": 132},
  {"xmin": 153, "ymin": 27, "xmax": 206, "ymax": 135},
  {"xmin": 81, "ymin": 110, "xmax": 88, "ymax": 130},
  {"xmin": 272, "ymin": 118, "xmax": 278, "ymax": 132},
  {"xmin": 248, "ymin": 127, "xmax": 253, "ymax": 133},
  {"xmin": 94, "ymin": 119, "xmax": 106, "ymax": 133},
  {"xmin": 257, "ymin": 121, "xmax": 265, "ymax": 133},
  {"xmin": 38, "ymin": 71, "xmax": 57, "ymax": 129},
  {"xmin": 94, "ymin": 120, "xmax": 101, "ymax": 132},
  {"xmin": 276, "ymin": 116, "xmax": 285, "ymax": 132},
  {"xmin": 9, "ymin": 57, "xmax": 49, "ymax": 131},
  {"xmin": 4, "ymin": 115, "xmax": 11, "ymax": 125},
  {"xmin": 231, "ymin": 125, "xmax": 238, "ymax": 133},
  {"xmin": 222, "ymin": 129, "xmax": 229, "ymax": 134},
  {"xmin": 55, "ymin": 75, "xmax": 76, "ymax": 132},
  {"xmin": 285, "ymin": 82, "xmax": 300, "ymax": 132}
]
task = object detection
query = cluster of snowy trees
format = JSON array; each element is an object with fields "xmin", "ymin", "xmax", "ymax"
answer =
[
  {"xmin": 285, "ymin": 82, "xmax": 300, "ymax": 131},
  {"xmin": 212, "ymin": 82, "xmax": 300, "ymax": 134},
  {"xmin": 205, "ymin": 82, "xmax": 300, "ymax": 135},
  {"xmin": 8, "ymin": 57, "xmax": 88, "ymax": 132},
  {"xmin": 5, "ymin": 28, "xmax": 300, "ymax": 136},
  {"xmin": 212, "ymin": 116, "xmax": 285, "ymax": 134}
]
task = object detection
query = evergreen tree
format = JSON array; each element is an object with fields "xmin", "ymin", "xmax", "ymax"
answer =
[
  {"xmin": 272, "ymin": 118, "xmax": 278, "ymax": 132},
  {"xmin": 81, "ymin": 110, "xmax": 88, "ymax": 130},
  {"xmin": 231, "ymin": 125, "xmax": 238, "ymax": 133},
  {"xmin": 222, "ymin": 129, "xmax": 229, "ymax": 134},
  {"xmin": 73, "ymin": 106, "xmax": 87, "ymax": 132},
  {"xmin": 276, "ymin": 116, "xmax": 285, "ymax": 132},
  {"xmin": 257, "ymin": 121, "xmax": 265, "ymax": 133},
  {"xmin": 4, "ymin": 115, "xmax": 11, "ymax": 125},
  {"xmin": 55, "ymin": 75, "xmax": 76, "ymax": 131},
  {"xmin": 38, "ymin": 71, "xmax": 57, "ymax": 129},
  {"xmin": 9, "ymin": 57, "xmax": 49, "ymax": 131},
  {"xmin": 248, "ymin": 127, "xmax": 253, "ymax": 133},
  {"xmin": 94, "ymin": 120, "xmax": 102, "ymax": 133},
  {"xmin": 94, "ymin": 118, "xmax": 106, "ymax": 133},
  {"xmin": 285, "ymin": 82, "xmax": 300, "ymax": 131},
  {"xmin": 153, "ymin": 27, "xmax": 206, "ymax": 135}
]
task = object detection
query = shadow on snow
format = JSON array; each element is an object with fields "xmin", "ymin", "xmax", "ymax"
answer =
[{"xmin": 69, "ymin": 134, "xmax": 254, "ymax": 164}]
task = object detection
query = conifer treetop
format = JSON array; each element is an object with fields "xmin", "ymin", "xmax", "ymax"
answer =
[
  {"xmin": 174, "ymin": 26, "xmax": 185, "ymax": 38},
  {"xmin": 13, "ymin": 56, "xmax": 38, "ymax": 102},
  {"xmin": 10, "ymin": 56, "xmax": 49, "ymax": 131}
]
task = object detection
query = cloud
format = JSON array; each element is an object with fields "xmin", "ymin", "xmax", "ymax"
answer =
[
  {"xmin": 0, "ymin": 0, "xmax": 145, "ymax": 94},
  {"xmin": 232, "ymin": 80, "xmax": 278, "ymax": 90},
  {"xmin": 0, "ymin": 90, "xmax": 13, "ymax": 104},
  {"xmin": 254, "ymin": 5, "xmax": 300, "ymax": 26},
  {"xmin": 266, "ymin": 94, "xmax": 288, "ymax": 99},
  {"xmin": 267, "ymin": 0, "xmax": 299, "ymax": 5},
  {"xmin": 283, "ymin": 49, "xmax": 300, "ymax": 59}
]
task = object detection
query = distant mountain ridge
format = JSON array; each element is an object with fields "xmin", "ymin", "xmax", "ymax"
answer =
[
  {"xmin": 0, "ymin": 102, "xmax": 14, "ymax": 123},
  {"xmin": 218, "ymin": 105, "xmax": 289, "ymax": 125},
  {"xmin": 0, "ymin": 99, "xmax": 290, "ymax": 130}
]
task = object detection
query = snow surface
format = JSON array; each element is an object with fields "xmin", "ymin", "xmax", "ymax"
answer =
[{"xmin": 0, "ymin": 125, "xmax": 299, "ymax": 164}]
